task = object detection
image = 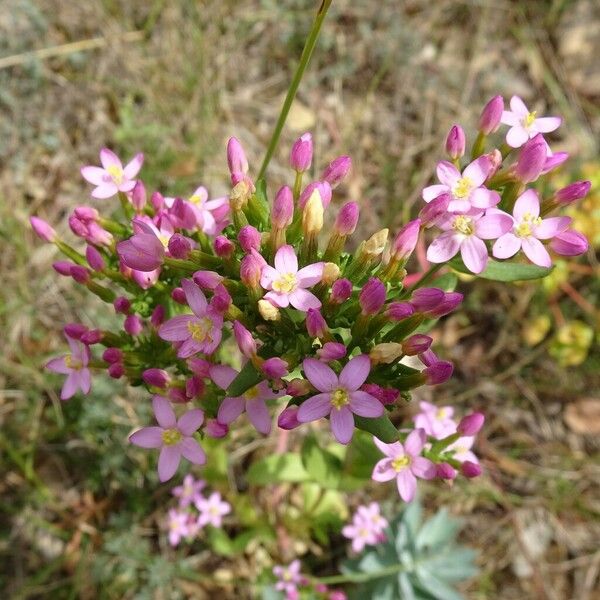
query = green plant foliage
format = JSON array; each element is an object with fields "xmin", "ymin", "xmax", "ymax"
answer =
[{"xmin": 449, "ymin": 257, "xmax": 552, "ymax": 281}]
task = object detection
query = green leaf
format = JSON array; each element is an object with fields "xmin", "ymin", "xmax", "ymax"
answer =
[
  {"xmin": 247, "ymin": 178, "xmax": 270, "ymax": 227},
  {"xmin": 398, "ymin": 573, "xmax": 417, "ymax": 600},
  {"xmin": 429, "ymin": 272, "xmax": 458, "ymax": 291},
  {"xmin": 301, "ymin": 436, "xmax": 342, "ymax": 488},
  {"xmin": 416, "ymin": 509, "xmax": 460, "ymax": 550},
  {"xmin": 422, "ymin": 548, "xmax": 478, "ymax": 582},
  {"xmin": 415, "ymin": 567, "xmax": 466, "ymax": 600},
  {"xmin": 449, "ymin": 256, "xmax": 552, "ymax": 281},
  {"xmin": 344, "ymin": 430, "xmax": 382, "ymax": 480},
  {"xmin": 354, "ymin": 414, "xmax": 398, "ymax": 443},
  {"xmin": 246, "ymin": 453, "xmax": 310, "ymax": 485},
  {"xmin": 226, "ymin": 361, "xmax": 263, "ymax": 397}
]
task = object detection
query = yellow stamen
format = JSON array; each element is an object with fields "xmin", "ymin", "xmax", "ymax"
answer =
[
  {"xmin": 524, "ymin": 111, "xmax": 537, "ymax": 128},
  {"xmin": 330, "ymin": 388, "xmax": 350, "ymax": 410},
  {"xmin": 391, "ymin": 455, "xmax": 410, "ymax": 471},
  {"xmin": 162, "ymin": 428, "xmax": 182, "ymax": 446},
  {"xmin": 64, "ymin": 355, "xmax": 82, "ymax": 370},
  {"xmin": 452, "ymin": 176, "xmax": 473, "ymax": 199},
  {"xmin": 436, "ymin": 408, "xmax": 449, "ymax": 420},
  {"xmin": 187, "ymin": 318, "xmax": 213, "ymax": 342},
  {"xmin": 452, "ymin": 215, "xmax": 474, "ymax": 236},
  {"xmin": 272, "ymin": 272, "xmax": 297, "ymax": 293},
  {"xmin": 106, "ymin": 165, "xmax": 123, "ymax": 184},
  {"xmin": 189, "ymin": 194, "xmax": 202, "ymax": 205},
  {"xmin": 245, "ymin": 386, "xmax": 259, "ymax": 400}
]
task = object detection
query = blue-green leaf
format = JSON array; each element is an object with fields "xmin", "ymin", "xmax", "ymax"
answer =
[{"xmin": 449, "ymin": 256, "xmax": 552, "ymax": 281}]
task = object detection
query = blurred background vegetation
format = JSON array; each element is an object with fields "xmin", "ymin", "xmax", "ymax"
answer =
[{"xmin": 1, "ymin": 1, "xmax": 599, "ymax": 598}]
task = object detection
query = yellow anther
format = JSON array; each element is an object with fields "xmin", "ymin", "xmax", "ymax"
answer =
[{"xmin": 330, "ymin": 388, "xmax": 350, "ymax": 409}]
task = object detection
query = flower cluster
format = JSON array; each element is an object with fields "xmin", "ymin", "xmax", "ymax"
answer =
[
  {"xmin": 32, "ymin": 95, "xmax": 589, "ymax": 502},
  {"xmin": 164, "ymin": 474, "xmax": 231, "ymax": 546},
  {"xmin": 272, "ymin": 560, "xmax": 346, "ymax": 600},
  {"xmin": 341, "ymin": 502, "xmax": 388, "ymax": 552}
]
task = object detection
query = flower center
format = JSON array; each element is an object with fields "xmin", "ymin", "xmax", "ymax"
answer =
[
  {"xmin": 523, "ymin": 111, "xmax": 537, "ymax": 128},
  {"xmin": 158, "ymin": 233, "xmax": 170, "ymax": 248},
  {"xmin": 452, "ymin": 176, "xmax": 473, "ymax": 199},
  {"xmin": 64, "ymin": 354, "xmax": 82, "ymax": 370},
  {"xmin": 162, "ymin": 428, "xmax": 182, "ymax": 446},
  {"xmin": 245, "ymin": 385, "xmax": 259, "ymax": 400},
  {"xmin": 187, "ymin": 317, "xmax": 212, "ymax": 342},
  {"xmin": 330, "ymin": 388, "xmax": 349, "ymax": 410},
  {"xmin": 189, "ymin": 193, "xmax": 203, "ymax": 205},
  {"xmin": 515, "ymin": 212, "xmax": 542, "ymax": 238},
  {"xmin": 272, "ymin": 272, "xmax": 297, "ymax": 293},
  {"xmin": 283, "ymin": 571, "xmax": 292, "ymax": 582},
  {"xmin": 106, "ymin": 165, "xmax": 123, "ymax": 184},
  {"xmin": 436, "ymin": 408, "xmax": 449, "ymax": 420},
  {"xmin": 391, "ymin": 455, "xmax": 411, "ymax": 471},
  {"xmin": 452, "ymin": 215, "xmax": 474, "ymax": 235}
]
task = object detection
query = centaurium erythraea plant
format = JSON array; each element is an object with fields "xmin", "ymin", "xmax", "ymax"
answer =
[{"xmin": 33, "ymin": 94, "xmax": 589, "ymax": 503}]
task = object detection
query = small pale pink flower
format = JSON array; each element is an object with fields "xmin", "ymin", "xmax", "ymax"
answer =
[
  {"xmin": 167, "ymin": 508, "xmax": 190, "ymax": 546},
  {"xmin": 447, "ymin": 435, "xmax": 479, "ymax": 465},
  {"xmin": 195, "ymin": 491, "xmax": 231, "ymax": 527},
  {"xmin": 273, "ymin": 560, "xmax": 302, "ymax": 595},
  {"xmin": 500, "ymin": 96, "xmax": 561, "ymax": 148},
  {"xmin": 129, "ymin": 396, "xmax": 206, "ymax": 482},
  {"xmin": 426, "ymin": 210, "xmax": 512, "ymax": 274},
  {"xmin": 159, "ymin": 279, "xmax": 223, "ymax": 357},
  {"xmin": 413, "ymin": 401, "xmax": 457, "ymax": 439},
  {"xmin": 172, "ymin": 474, "xmax": 205, "ymax": 508},
  {"xmin": 117, "ymin": 219, "xmax": 167, "ymax": 272},
  {"xmin": 260, "ymin": 245, "xmax": 323, "ymax": 311},
  {"xmin": 492, "ymin": 190, "xmax": 571, "ymax": 268},
  {"xmin": 343, "ymin": 503, "xmax": 388, "ymax": 552},
  {"xmin": 297, "ymin": 355, "xmax": 384, "ymax": 444},
  {"xmin": 81, "ymin": 148, "xmax": 143, "ymax": 199},
  {"xmin": 46, "ymin": 335, "xmax": 91, "ymax": 400},
  {"xmin": 422, "ymin": 157, "xmax": 499, "ymax": 212},
  {"xmin": 182, "ymin": 186, "xmax": 230, "ymax": 235},
  {"xmin": 371, "ymin": 430, "xmax": 436, "ymax": 501}
]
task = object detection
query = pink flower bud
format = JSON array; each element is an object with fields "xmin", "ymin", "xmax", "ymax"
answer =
[
  {"xmin": 445, "ymin": 125, "xmax": 465, "ymax": 160},
  {"xmin": 233, "ymin": 320, "xmax": 257, "ymax": 357},
  {"xmin": 187, "ymin": 358, "xmax": 211, "ymax": 378},
  {"xmin": 168, "ymin": 234, "xmax": 193, "ymax": 259},
  {"xmin": 113, "ymin": 296, "xmax": 131, "ymax": 314},
  {"xmin": 437, "ymin": 463, "xmax": 457, "ymax": 480},
  {"xmin": 86, "ymin": 222, "xmax": 113, "ymax": 246},
  {"xmin": 150, "ymin": 305, "xmax": 165, "ymax": 327},
  {"xmin": 53, "ymin": 261, "xmax": 76, "ymax": 276},
  {"xmin": 514, "ymin": 135, "xmax": 546, "ymax": 183},
  {"xmin": 306, "ymin": 308, "xmax": 328, "ymax": 338},
  {"xmin": 86, "ymin": 245, "xmax": 105, "ymax": 271},
  {"xmin": 30, "ymin": 216, "xmax": 57, "ymax": 242},
  {"xmin": 64, "ymin": 323, "xmax": 88, "ymax": 339},
  {"xmin": 290, "ymin": 132, "xmax": 313, "ymax": 172},
  {"xmin": 131, "ymin": 180, "xmax": 146, "ymax": 211},
  {"xmin": 185, "ymin": 376, "xmax": 205, "ymax": 399},
  {"xmin": 124, "ymin": 314, "xmax": 143, "ymax": 336},
  {"xmin": 485, "ymin": 149, "xmax": 503, "ymax": 180},
  {"xmin": 102, "ymin": 347, "xmax": 123, "ymax": 364},
  {"xmin": 210, "ymin": 285, "xmax": 232, "ymax": 314},
  {"xmin": 555, "ymin": 180, "xmax": 591, "ymax": 205},
  {"xmin": 262, "ymin": 357, "xmax": 289, "ymax": 379},
  {"xmin": 419, "ymin": 193, "xmax": 450, "ymax": 227},
  {"xmin": 142, "ymin": 368, "xmax": 171, "ymax": 388},
  {"xmin": 205, "ymin": 418, "xmax": 229, "ymax": 438},
  {"xmin": 542, "ymin": 151, "xmax": 568, "ymax": 175},
  {"xmin": 457, "ymin": 412, "xmax": 485, "ymax": 436},
  {"xmin": 70, "ymin": 265, "xmax": 90, "ymax": 284},
  {"xmin": 193, "ymin": 270, "xmax": 224, "ymax": 290},
  {"xmin": 330, "ymin": 278, "xmax": 352, "ymax": 304},
  {"xmin": 299, "ymin": 181, "xmax": 332, "ymax": 210},
  {"xmin": 461, "ymin": 461, "xmax": 482, "ymax": 478},
  {"xmin": 238, "ymin": 225, "xmax": 261, "ymax": 253},
  {"xmin": 317, "ymin": 342, "xmax": 347, "ymax": 362},
  {"xmin": 227, "ymin": 137, "xmax": 249, "ymax": 176},
  {"xmin": 81, "ymin": 329, "xmax": 102, "ymax": 344},
  {"xmin": 322, "ymin": 155, "xmax": 352, "ymax": 188},
  {"xmin": 277, "ymin": 406, "xmax": 302, "ymax": 430},
  {"xmin": 168, "ymin": 388, "xmax": 188, "ymax": 403},
  {"xmin": 108, "ymin": 363, "xmax": 124, "ymax": 379},
  {"xmin": 410, "ymin": 288, "xmax": 445, "ymax": 311},
  {"xmin": 427, "ymin": 292, "xmax": 463, "ymax": 317},
  {"xmin": 391, "ymin": 219, "xmax": 420, "ymax": 261},
  {"xmin": 421, "ymin": 350, "xmax": 453, "ymax": 385},
  {"xmin": 550, "ymin": 229, "xmax": 588, "ymax": 256},
  {"xmin": 240, "ymin": 253, "xmax": 263, "ymax": 288},
  {"xmin": 359, "ymin": 277, "xmax": 386, "ymax": 315},
  {"xmin": 73, "ymin": 206, "xmax": 99, "ymax": 221},
  {"xmin": 361, "ymin": 383, "xmax": 399, "ymax": 405},
  {"xmin": 271, "ymin": 186, "xmax": 294, "ymax": 228},
  {"xmin": 151, "ymin": 191, "xmax": 165, "ymax": 211},
  {"xmin": 214, "ymin": 235, "xmax": 235, "ymax": 259},
  {"xmin": 286, "ymin": 378, "xmax": 311, "ymax": 397},
  {"xmin": 386, "ymin": 302, "xmax": 415, "ymax": 321},
  {"xmin": 68, "ymin": 215, "xmax": 88, "ymax": 238},
  {"xmin": 402, "ymin": 334, "xmax": 433, "ymax": 356},
  {"xmin": 171, "ymin": 287, "xmax": 187, "ymax": 304},
  {"xmin": 334, "ymin": 201, "xmax": 359, "ymax": 235},
  {"xmin": 478, "ymin": 95, "xmax": 504, "ymax": 134}
]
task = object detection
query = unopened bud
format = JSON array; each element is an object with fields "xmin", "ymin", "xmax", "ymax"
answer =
[
  {"xmin": 457, "ymin": 412, "xmax": 485, "ymax": 436},
  {"xmin": 317, "ymin": 342, "xmax": 347, "ymax": 361},
  {"xmin": 302, "ymin": 190, "xmax": 324, "ymax": 234},
  {"xmin": 290, "ymin": 133, "xmax": 313, "ymax": 173},
  {"xmin": 271, "ymin": 186, "xmax": 294, "ymax": 228},
  {"xmin": 445, "ymin": 125, "xmax": 465, "ymax": 160},
  {"xmin": 334, "ymin": 201, "xmax": 359, "ymax": 235},
  {"xmin": 86, "ymin": 245, "xmax": 105, "ymax": 271},
  {"xmin": 370, "ymin": 343, "xmax": 403, "ymax": 364},
  {"xmin": 258, "ymin": 299, "xmax": 280, "ymax": 321},
  {"xmin": 321, "ymin": 262, "xmax": 340, "ymax": 284},
  {"xmin": 478, "ymin": 95, "xmax": 504, "ymax": 134},
  {"xmin": 238, "ymin": 225, "xmax": 261, "ymax": 253},
  {"xmin": 30, "ymin": 216, "xmax": 57, "ymax": 242},
  {"xmin": 322, "ymin": 155, "xmax": 351, "ymax": 188}
]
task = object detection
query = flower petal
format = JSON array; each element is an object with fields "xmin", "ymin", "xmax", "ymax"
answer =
[
  {"xmin": 297, "ymin": 393, "xmax": 332, "ymax": 422},
  {"xmin": 217, "ymin": 396, "xmax": 245, "ymax": 424},
  {"xmin": 296, "ymin": 262, "xmax": 324, "ymax": 287},
  {"xmin": 246, "ymin": 397, "xmax": 272, "ymax": 435},
  {"xmin": 521, "ymin": 236, "xmax": 551, "ymax": 267},
  {"xmin": 339, "ymin": 354, "xmax": 371, "ymax": 390},
  {"xmin": 513, "ymin": 189, "xmax": 540, "ymax": 220},
  {"xmin": 181, "ymin": 278, "xmax": 208, "ymax": 316},
  {"xmin": 373, "ymin": 437, "xmax": 403, "ymax": 458},
  {"xmin": 460, "ymin": 236, "xmax": 488, "ymax": 274},
  {"xmin": 129, "ymin": 426, "xmax": 164, "ymax": 448},
  {"xmin": 79, "ymin": 369, "xmax": 91, "ymax": 394},
  {"xmin": 506, "ymin": 126, "xmax": 529, "ymax": 148},
  {"xmin": 46, "ymin": 356, "xmax": 70, "ymax": 374},
  {"xmin": 158, "ymin": 445, "xmax": 181, "ymax": 482},
  {"xmin": 179, "ymin": 437, "xmax": 206, "ymax": 465},
  {"xmin": 288, "ymin": 288, "xmax": 321, "ymax": 311},
  {"xmin": 475, "ymin": 213, "xmax": 512, "ymax": 239},
  {"xmin": 436, "ymin": 161, "xmax": 460, "ymax": 187},
  {"xmin": 159, "ymin": 315, "xmax": 195, "ymax": 342},
  {"xmin": 349, "ymin": 391, "xmax": 384, "ymax": 418},
  {"xmin": 264, "ymin": 291, "xmax": 290, "ymax": 308},
  {"xmin": 123, "ymin": 152, "xmax": 144, "ymax": 179},
  {"xmin": 177, "ymin": 337, "xmax": 203, "ymax": 359},
  {"xmin": 509, "ymin": 95, "xmax": 529, "ymax": 116},
  {"xmin": 493, "ymin": 233, "xmax": 521, "ymax": 259},
  {"xmin": 426, "ymin": 231, "xmax": 461, "ymax": 263},
  {"xmin": 422, "ymin": 184, "xmax": 449, "ymax": 202},
  {"xmin": 209, "ymin": 364, "xmax": 238, "ymax": 390},
  {"xmin": 153, "ymin": 395, "xmax": 176, "ymax": 428},
  {"xmin": 404, "ymin": 428, "xmax": 426, "ymax": 455},
  {"xmin": 500, "ymin": 110, "xmax": 521, "ymax": 126},
  {"xmin": 260, "ymin": 265, "xmax": 280, "ymax": 289},
  {"xmin": 91, "ymin": 182, "xmax": 118, "ymax": 199},
  {"xmin": 274, "ymin": 245, "xmax": 298, "ymax": 274},
  {"xmin": 411, "ymin": 456, "xmax": 437, "ymax": 479},
  {"xmin": 330, "ymin": 406, "xmax": 354, "ymax": 444},
  {"xmin": 303, "ymin": 358, "xmax": 337, "ymax": 392},
  {"xmin": 371, "ymin": 458, "xmax": 397, "ymax": 482},
  {"xmin": 99, "ymin": 148, "xmax": 123, "ymax": 170},
  {"xmin": 61, "ymin": 372, "xmax": 80, "ymax": 400},
  {"xmin": 533, "ymin": 216, "xmax": 571, "ymax": 240},
  {"xmin": 469, "ymin": 187, "xmax": 500, "ymax": 209},
  {"xmin": 396, "ymin": 469, "xmax": 417, "ymax": 502},
  {"xmin": 534, "ymin": 116, "xmax": 561, "ymax": 133},
  {"xmin": 81, "ymin": 166, "xmax": 107, "ymax": 185},
  {"xmin": 463, "ymin": 156, "xmax": 491, "ymax": 187},
  {"xmin": 177, "ymin": 409, "xmax": 204, "ymax": 436}
]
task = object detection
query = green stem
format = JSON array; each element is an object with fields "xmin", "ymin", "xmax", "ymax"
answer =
[
  {"xmin": 257, "ymin": 0, "xmax": 334, "ymax": 180},
  {"xmin": 405, "ymin": 263, "xmax": 443, "ymax": 294},
  {"xmin": 314, "ymin": 563, "xmax": 405, "ymax": 585}
]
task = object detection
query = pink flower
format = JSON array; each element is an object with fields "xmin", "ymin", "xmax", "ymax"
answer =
[
  {"xmin": 422, "ymin": 157, "xmax": 499, "ymax": 213},
  {"xmin": 427, "ymin": 210, "xmax": 512, "ymax": 274},
  {"xmin": 550, "ymin": 229, "xmax": 588, "ymax": 256},
  {"xmin": 211, "ymin": 365, "xmax": 281, "ymax": 435},
  {"xmin": 172, "ymin": 474, "xmax": 205, "ymax": 508},
  {"xmin": 297, "ymin": 355, "xmax": 384, "ymax": 444},
  {"xmin": 159, "ymin": 279, "xmax": 223, "ymax": 357},
  {"xmin": 117, "ymin": 219, "xmax": 167, "ymax": 272},
  {"xmin": 129, "ymin": 396, "xmax": 205, "ymax": 482},
  {"xmin": 46, "ymin": 335, "xmax": 91, "ymax": 400},
  {"xmin": 371, "ymin": 430, "xmax": 436, "ymax": 501},
  {"xmin": 183, "ymin": 186, "xmax": 230, "ymax": 235},
  {"xmin": 447, "ymin": 435, "xmax": 479, "ymax": 465},
  {"xmin": 500, "ymin": 96, "xmax": 561, "ymax": 148},
  {"xmin": 195, "ymin": 491, "xmax": 231, "ymax": 527},
  {"xmin": 413, "ymin": 401, "xmax": 457, "ymax": 439},
  {"xmin": 273, "ymin": 560, "xmax": 302, "ymax": 595},
  {"xmin": 81, "ymin": 148, "xmax": 143, "ymax": 199},
  {"xmin": 167, "ymin": 508, "xmax": 190, "ymax": 546},
  {"xmin": 260, "ymin": 245, "xmax": 323, "ymax": 311},
  {"xmin": 342, "ymin": 502, "xmax": 388, "ymax": 552},
  {"xmin": 492, "ymin": 190, "xmax": 571, "ymax": 267}
]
